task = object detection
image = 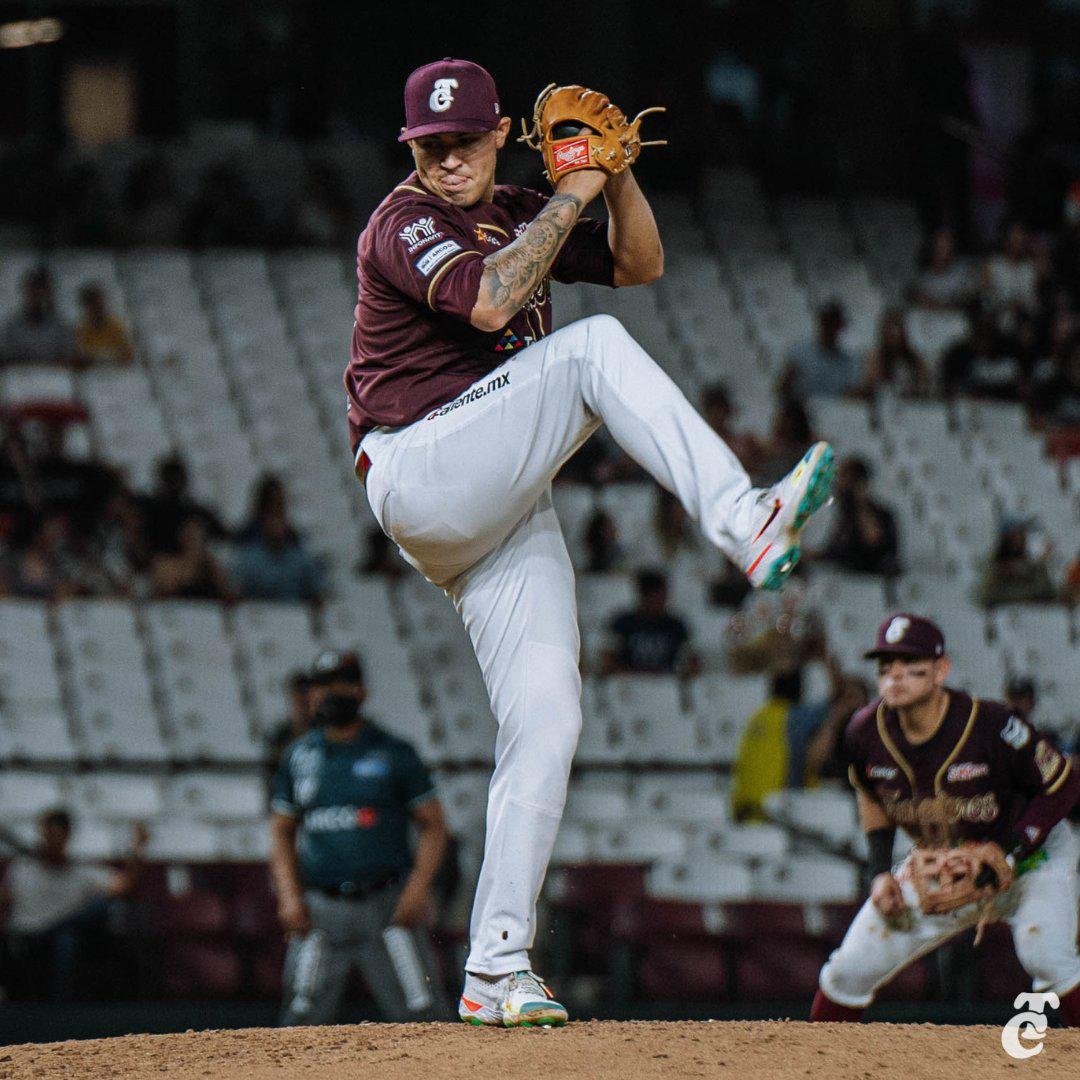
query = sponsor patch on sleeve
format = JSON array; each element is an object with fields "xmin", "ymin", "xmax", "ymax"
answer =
[{"xmin": 416, "ymin": 239, "xmax": 462, "ymax": 276}]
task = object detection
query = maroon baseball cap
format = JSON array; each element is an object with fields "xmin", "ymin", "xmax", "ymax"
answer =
[
  {"xmin": 864, "ymin": 614, "xmax": 946, "ymax": 661},
  {"xmin": 399, "ymin": 58, "xmax": 501, "ymax": 142}
]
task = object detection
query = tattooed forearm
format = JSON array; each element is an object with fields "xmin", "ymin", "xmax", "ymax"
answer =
[{"xmin": 478, "ymin": 193, "xmax": 583, "ymax": 320}]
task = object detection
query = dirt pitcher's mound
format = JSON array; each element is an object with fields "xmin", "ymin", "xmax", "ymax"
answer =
[{"xmin": 2, "ymin": 1020, "xmax": 1075, "ymax": 1080}]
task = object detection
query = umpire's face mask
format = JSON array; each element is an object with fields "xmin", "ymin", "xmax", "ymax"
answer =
[{"xmin": 313, "ymin": 692, "xmax": 361, "ymax": 729}]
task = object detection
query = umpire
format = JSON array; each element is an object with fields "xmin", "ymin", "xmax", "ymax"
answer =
[{"xmin": 270, "ymin": 649, "xmax": 451, "ymax": 1023}]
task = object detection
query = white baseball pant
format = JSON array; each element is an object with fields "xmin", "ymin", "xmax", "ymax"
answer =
[
  {"xmin": 819, "ymin": 822, "xmax": 1080, "ymax": 1008},
  {"xmin": 360, "ymin": 314, "xmax": 755, "ymax": 975}
]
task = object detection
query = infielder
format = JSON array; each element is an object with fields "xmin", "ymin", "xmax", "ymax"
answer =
[
  {"xmin": 347, "ymin": 58, "xmax": 835, "ymax": 1026},
  {"xmin": 811, "ymin": 614, "xmax": 1080, "ymax": 1024}
]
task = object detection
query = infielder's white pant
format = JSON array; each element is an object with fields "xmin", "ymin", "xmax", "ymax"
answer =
[
  {"xmin": 819, "ymin": 822, "xmax": 1080, "ymax": 1008},
  {"xmin": 361, "ymin": 315, "xmax": 755, "ymax": 974}
]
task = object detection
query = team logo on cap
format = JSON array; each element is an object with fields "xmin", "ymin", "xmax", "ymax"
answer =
[
  {"xmin": 429, "ymin": 77, "xmax": 458, "ymax": 112},
  {"xmin": 884, "ymin": 616, "xmax": 911, "ymax": 644}
]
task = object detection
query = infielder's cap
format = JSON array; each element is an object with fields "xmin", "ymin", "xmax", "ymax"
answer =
[
  {"xmin": 399, "ymin": 58, "xmax": 500, "ymax": 142},
  {"xmin": 308, "ymin": 649, "xmax": 364, "ymax": 686},
  {"xmin": 864, "ymin": 613, "xmax": 945, "ymax": 661}
]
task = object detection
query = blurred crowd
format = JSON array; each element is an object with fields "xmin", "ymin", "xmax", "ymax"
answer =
[{"xmin": 0, "ymin": 430, "xmax": 326, "ymax": 604}]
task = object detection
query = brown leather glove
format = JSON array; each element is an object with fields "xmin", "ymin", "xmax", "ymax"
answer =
[
  {"xmin": 519, "ymin": 84, "xmax": 666, "ymax": 188},
  {"xmin": 909, "ymin": 840, "xmax": 1013, "ymax": 917}
]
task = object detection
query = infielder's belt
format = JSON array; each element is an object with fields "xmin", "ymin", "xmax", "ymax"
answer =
[{"xmin": 308, "ymin": 871, "xmax": 402, "ymax": 901}]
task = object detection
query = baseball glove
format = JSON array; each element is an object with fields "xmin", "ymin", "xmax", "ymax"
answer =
[
  {"xmin": 908, "ymin": 841, "xmax": 1013, "ymax": 936},
  {"xmin": 518, "ymin": 83, "xmax": 666, "ymax": 188}
]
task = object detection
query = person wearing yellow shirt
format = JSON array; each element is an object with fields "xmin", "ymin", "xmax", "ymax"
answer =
[
  {"xmin": 730, "ymin": 669, "xmax": 802, "ymax": 821},
  {"xmin": 75, "ymin": 284, "xmax": 133, "ymax": 365}
]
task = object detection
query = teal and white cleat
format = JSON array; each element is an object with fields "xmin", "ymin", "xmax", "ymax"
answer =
[
  {"xmin": 740, "ymin": 441, "xmax": 835, "ymax": 591},
  {"xmin": 459, "ymin": 970, "xmax": 569, "ymax": 1028}
]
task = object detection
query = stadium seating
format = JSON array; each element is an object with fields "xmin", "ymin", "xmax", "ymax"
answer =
[{"xmin": 2, "ymin": 167, "xmax": 1079, "ymax": 1011}]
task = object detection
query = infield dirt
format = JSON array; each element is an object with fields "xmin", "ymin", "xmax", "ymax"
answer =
[{"xmin": 2, "ymin": 1020, "xmax": 1075, "ymax": 1079}]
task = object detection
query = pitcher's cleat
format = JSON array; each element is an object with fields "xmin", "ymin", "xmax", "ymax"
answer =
[
  {"xmin": 740, "ymin": 441, "xmax": 835, "ymax": 591},
  {"xmin": 459, "ymin": 970, "xmax": 569, "ymax": 1028}
]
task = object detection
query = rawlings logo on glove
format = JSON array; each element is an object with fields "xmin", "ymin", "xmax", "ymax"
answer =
[{"xmin": 519, "ymin": 83, "xmax": 666, "ymax": 188}]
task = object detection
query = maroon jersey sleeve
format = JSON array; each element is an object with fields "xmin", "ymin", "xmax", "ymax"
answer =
[
  {"xmin": 551, "ymin": 216, "xmax": 616, "ymax": 287},
  {"xmin": 371, "ymin": 196, "xmax": 486, "ymax": 322},
  {"xmin": 843, "ymin": 702, "xmax": 879, "ymax": 801},
  {"xmin": 990, "ymin": 705, "xmax": 1080, "ymax": 855}
]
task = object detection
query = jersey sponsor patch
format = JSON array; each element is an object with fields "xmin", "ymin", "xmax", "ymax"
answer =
[
  {"xmin": 304, "ymin": 805, "xmax": 379, "ymax": 832},
  {"xmin": 416, "ymin": 238, "xmax": 462, "ymax": 276},
  {"xmin": 868, "ymin": 764, "xmax": 898, "ymax": 780},
  {"xmin": 946, "ymin": 761, "xmax": 990, "ymax": 783},
  {"xmin": 1001, "ymin": 715, "xmax": 1031, "ymax": 750},
  {"xmin": 1034, "ymin": 740, "xmax": 1063, "ymax": 785},
  {"xmin": 399, "ymin": 216, "xmax": 443, "ymax": 253}
]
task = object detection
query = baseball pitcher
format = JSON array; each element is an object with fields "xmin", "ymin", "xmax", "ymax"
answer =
[
  {"xmin": 811, "ymin": 614, "xmax": 1080, "ymax": 1024},
  {"xmin": 346, "ymin": 58, "xmax": 835, "ymax": 1026}
]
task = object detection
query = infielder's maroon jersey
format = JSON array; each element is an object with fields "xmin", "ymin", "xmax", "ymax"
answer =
[
  {"xmin": 845, "ymin": 690, "xmax": 1079, "ymax": 854},
  {"xmin": 345, "ymin": 172, "xmax": 615, "ymax": 455}
]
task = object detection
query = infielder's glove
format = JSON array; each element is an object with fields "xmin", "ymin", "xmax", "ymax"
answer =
[
  {"xmin": 908, "ymin": 841, "xmax": 1013, "ymax": 936},
  {"xmin": 518, "ymin": 84, "xmax": 666, "ymax": 188}
]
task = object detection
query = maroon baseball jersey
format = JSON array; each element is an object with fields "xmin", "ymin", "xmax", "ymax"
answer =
[
  {"xmin": 845, "ymin": 690, "xmax": 1079, "ymax": 854},
  {"xmin": 345, "ymin": 172, "xmax": 616, "ymax": 455}
]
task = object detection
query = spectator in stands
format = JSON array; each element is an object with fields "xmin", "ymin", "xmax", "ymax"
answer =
[
  {"xmin": 781, "ymin": 301, "xmax": 859, "ymax": 400},
  {"xmin": 75, "ymin": 284, "xmax": 134, "ymax": 366},
  {"xmin": 271, "ymin": 650, "xmax": 451, "ymax": 1023},
  {"xmin": 802, "ymin": 675, "xmax": 872, "ymax": 786},
  {"xmin": 601, "ymin": 569, "xmax": 700, "ymax": 676},
  {"xmin": 818, "ymin": 458, "xmax": 900, "ymax": 577},
  {"xmin": 730, "ymin": 668, "xmax": 803, "ymax": 821},
  {"xmin": 232, "ymin": 506, "xmax": 324, "ymax": 603},
  {"xmin": 1, "ymin": 809, "xmax": 147, "ymax": 1001},
  {"xmin": 141, "ymin": 455, "xmax": 226, "ymax": 556},
  {"xmin": 236, "ymin": 475, "xmax": 299, "ymax": 546},
  {"xmin": 913, "ymin": 226, "xmax": 974, "ymax": 310},
  {"xmin": 93, "ymin": 479, "xmax": 150, "ymax": 594},
  {"xmin": 975, "ymin": 518, "xmax": 1057, "ymax": 608},
  {"xmin": 0, "ymin": 267, "xmax": 77, "ymax": 367},
  {"xmin": 6, "ymin": 512, "xmax": 97, "ymax": 600},
  {"xmin": 980, "ymin": 220, "xmax": 1045, "ymax": 320},
  {"xmin": 855, "ymin": 309, "xmax": 930, "ymax": 399},
  {"xmin": 122, "ymin": 155, "xmax": 183, "ymax": 246},
  {"xmin": 582, "ymin": 508, "xmax": 624, "ymax": 573},
  {"xmin": 700, "ymin": 383, "xmax": 766, "ymax": 478},
  {"xmin": 150, "ymin": 515, "xmax": 233, "ymax": 601},
  {"xmin": 185, "ymin": 164, "xmax": 268, "ymax": 248}
]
